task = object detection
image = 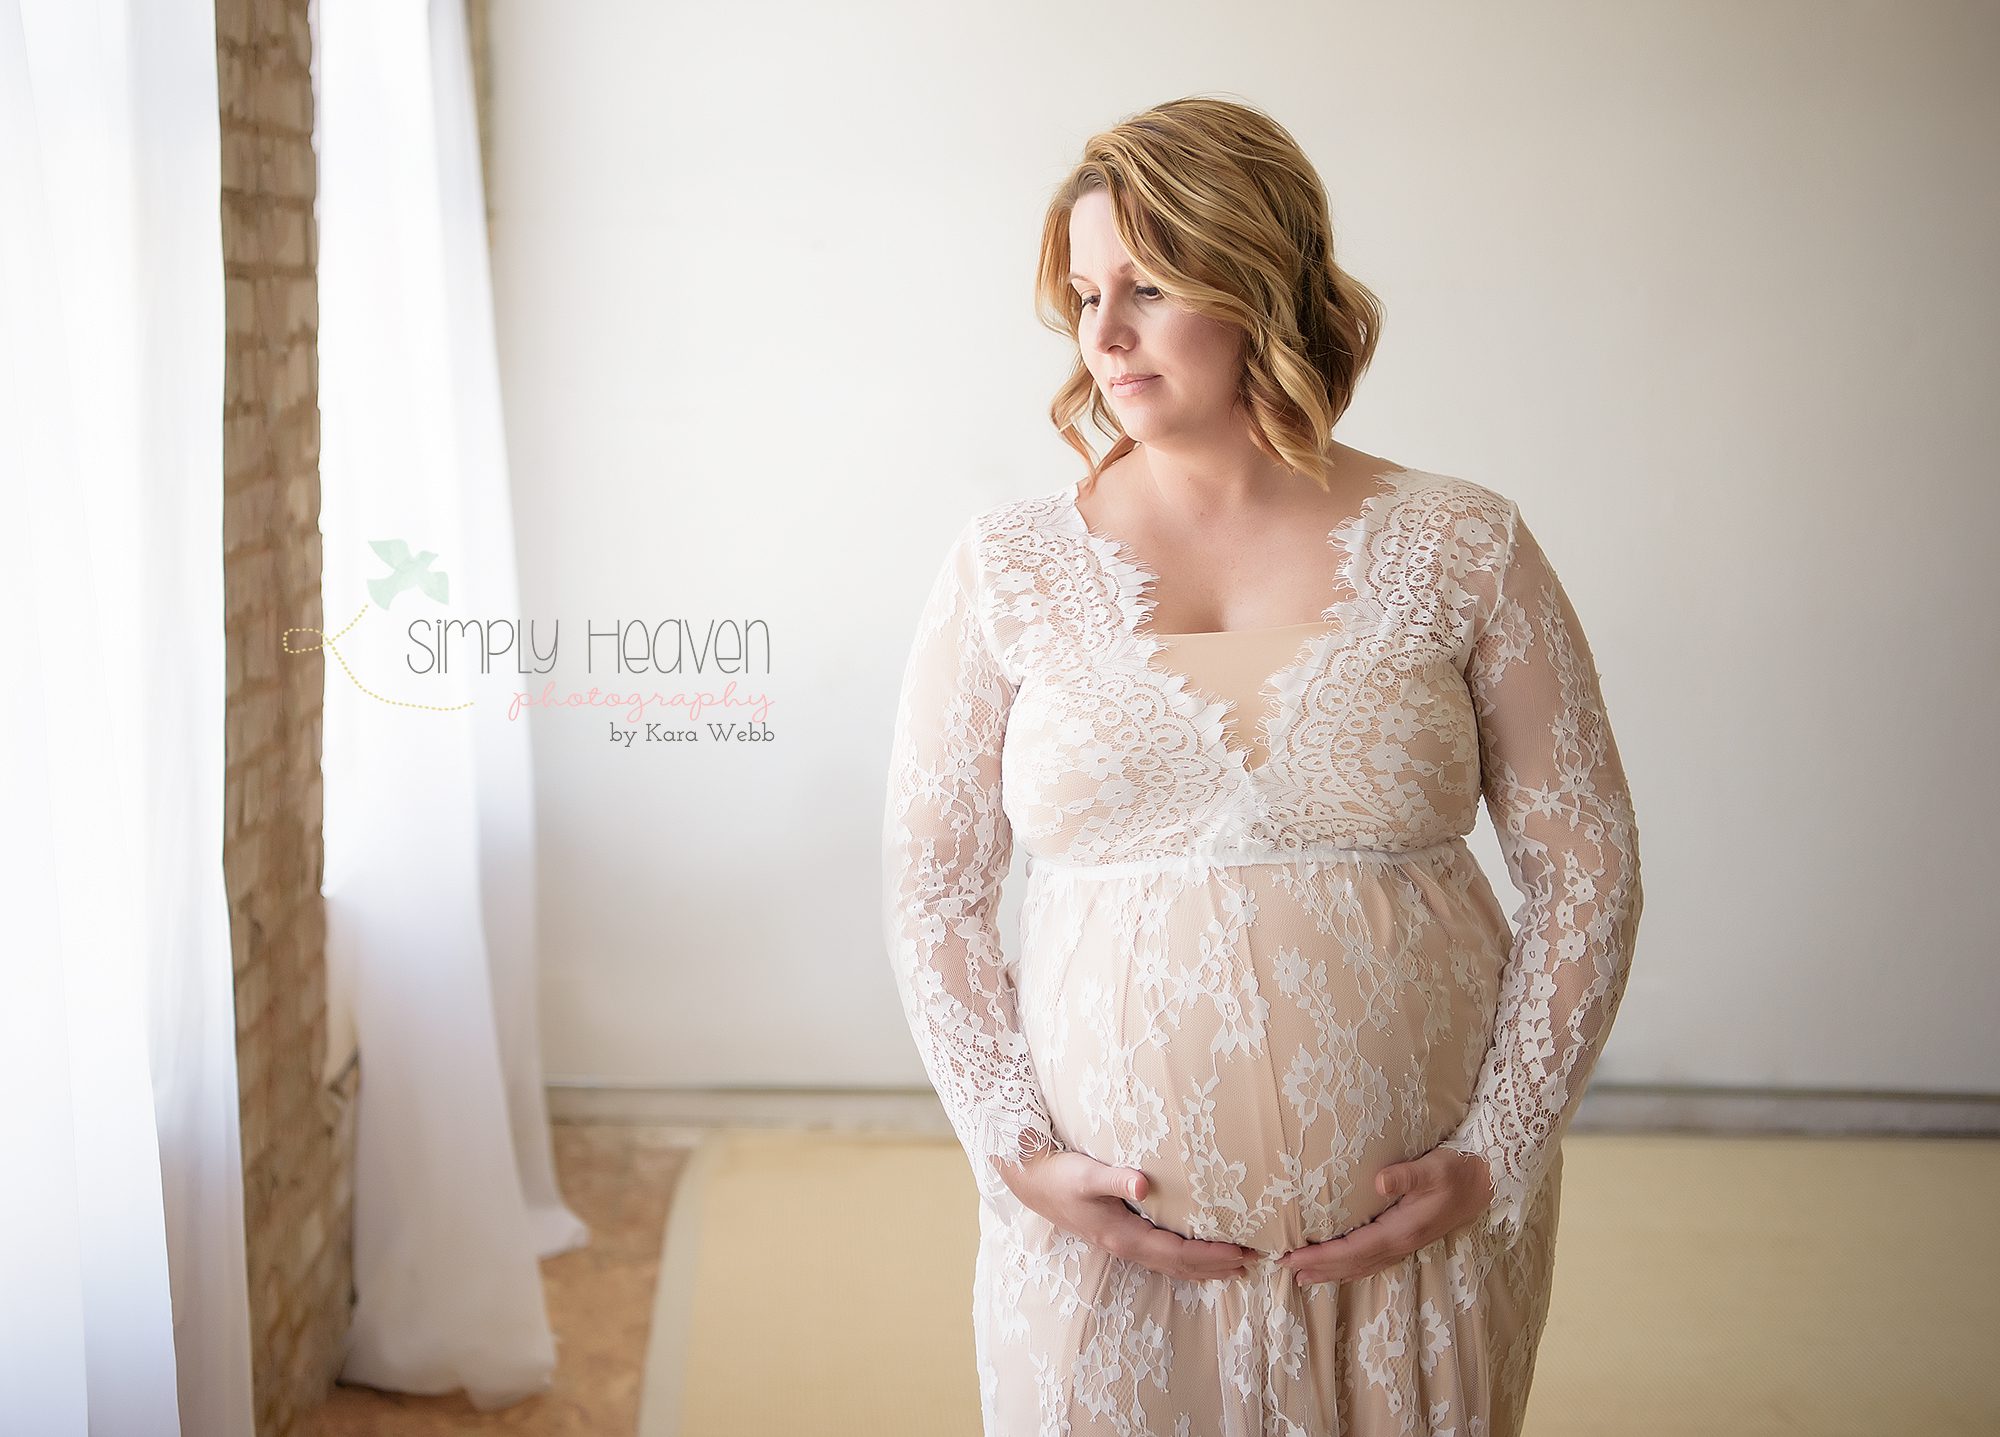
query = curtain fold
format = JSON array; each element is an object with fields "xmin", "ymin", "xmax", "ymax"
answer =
[
  {"xmin": 0, "ymin": 2, "xmax": 251, "ymax": 1435},
  {"xmin": 315, "ymin": 0, "xmax": 587, "ymax": 1407}
]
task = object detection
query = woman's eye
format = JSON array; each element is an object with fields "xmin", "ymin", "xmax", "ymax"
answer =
[{"xmin": 1079, "ymin": 286, "xmax": 1162, "ymax": 309}]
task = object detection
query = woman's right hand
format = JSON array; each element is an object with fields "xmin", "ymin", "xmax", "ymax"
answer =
[{"xmin": 999, "ymin": 1148, "xmax": 1256, "ymax": 1282}]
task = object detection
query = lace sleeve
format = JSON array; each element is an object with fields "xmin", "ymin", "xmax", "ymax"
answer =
[
  {"xmin": 882, "ymin": 520, "xmax": 1065, "ymax": 1219},
  {"xmin": 1439, "ymin": 503, "xmax": 1645, "ymax": 1251}
]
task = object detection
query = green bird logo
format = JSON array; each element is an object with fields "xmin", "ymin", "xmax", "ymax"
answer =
[
  {"xmin": 367, "ymin": 538, "xmax": 450, "ymax": 609},
  {"xmin": 283, "ymin": 536, "xmax": 473, "ymax": 713}
]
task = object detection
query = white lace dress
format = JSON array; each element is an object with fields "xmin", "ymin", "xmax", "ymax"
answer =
[{"xmin": 882, "ymin": 464, "xmax": 1643, "ymax": 1436}]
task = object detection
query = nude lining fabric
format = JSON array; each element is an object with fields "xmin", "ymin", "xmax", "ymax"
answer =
[{"xmin": 1148, "ymin": 619, "xmax": 1339, "ymax": 772}]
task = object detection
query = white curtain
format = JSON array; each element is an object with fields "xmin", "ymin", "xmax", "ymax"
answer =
[
  {"xmin": 0, "ymin": 2, "xmax": 254, "ymax": 1436},
  {"xmin": 314, "ymin": 0, "xmax": 587, "ymax": 1408}
]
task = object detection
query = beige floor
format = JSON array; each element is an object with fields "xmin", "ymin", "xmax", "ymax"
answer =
[
  {"xmin": 643, "ymin": 1129, "xmax": 2000, "ymax": 1437},
  {"xmin": 304, "ymin": 1123, "xmax": 691, "ymax": 1436},
  {"xmin": 306, "ymin": 1126, "xmax": 2000, "ymax": 1437}
]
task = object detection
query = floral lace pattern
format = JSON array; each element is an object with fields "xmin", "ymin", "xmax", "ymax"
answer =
[{"xmin": 882, "ymin": 465, "xmax": 1642, "ymax": 1433}]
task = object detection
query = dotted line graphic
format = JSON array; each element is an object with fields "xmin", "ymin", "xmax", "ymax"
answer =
[{"xmin": 284, "ymin": 603, "xmax": 476, "ymax": 712}]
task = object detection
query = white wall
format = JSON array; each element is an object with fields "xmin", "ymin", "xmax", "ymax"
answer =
[{"xmin": 485, "ymin": 0, "xmax": 2000, "ymax": 1098}]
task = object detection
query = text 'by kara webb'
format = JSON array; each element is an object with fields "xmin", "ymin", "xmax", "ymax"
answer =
[{"xmin": 403, "ymin": 618, "xmax": 772, "ymax": 675}]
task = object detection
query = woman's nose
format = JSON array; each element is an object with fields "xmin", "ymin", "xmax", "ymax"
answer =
[{"xmin": 1087, "ymin": 311, "xmax": 1137, "ymax": 358}]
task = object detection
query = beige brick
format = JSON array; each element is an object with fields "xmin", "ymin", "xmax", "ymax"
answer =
[
  {"xmin": 237, "ymin": 947, "xmax": 269, "ymax": 1023},
  {"xmin": 265, "ymin": 205, "xmax": 305, "ymax": 269},
  {"xmin": 218, "ymin": 50, "xmax": 251, "ymax": 125},
  {"xmin": 243, "ymin": 748, "xmax": 270, "ymax": 828},
  {"xmin": 216, "ymin": 0, "xmax": 251, "ymax": 46},
  {"xmin": 273, "ymin": 341, "xmax": 303, "ymax": 409},
  {"xmin": 288, "ymin": 78, "xmax": 315, "ymax": 137},
  {"xmin": 244, "ymin": 682, "xmax": 280, "ymax": 756},
  {"xmin": 240, "ymin": 1076, "xmax": 268, "ymax": 1160},
  {"xmin": 221, "ymin": 131, "xmax": 257, "ymax": 194},
  {"xmin": 280, "ymin": 468, "xmax": 315, "ymax": 532},
  {"xmin": 278, "ymin": 140, "xmax": 313, "ymax": 200},
  {"xmin": 278, "ymin": 541, "xmax": 311, "ymax": 608},
  {"xmin": 285, "ymin": 275, "xmax": 316, "ymax": 336},
  {"xmin": 255, "ymin": 0, "xmax": 289, "ymax": 45},
  {"xmin": 245, "ymin": 607, "xmax": 279, "ymax": 682},
  {"xmin": 219, "ymin": 4, "xmax": 370, "ymax": 1423},
  {"xmin": 227, "ymin": 546, "xmax": 273, "ymax": 622},
  {"xmin": 239, "ymin": 474, "xmax": 279, "ymax": 539},
  {"xmin": 240, "ymin": 1022, "xmax": 271, "ymax": 1092}
]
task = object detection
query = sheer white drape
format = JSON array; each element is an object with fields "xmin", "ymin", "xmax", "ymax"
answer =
[
  {"xmin": 314, "ymin": 0, "xmax": 586, "ymax": 1407},
  {"xmin": 0, "ymin": 2, "xmax": 254, "ymax": 1435}
]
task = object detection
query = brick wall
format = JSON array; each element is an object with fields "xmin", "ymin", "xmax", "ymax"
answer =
[
  {"xmin": 218, "ymin": 0, "xmax": 354, "ymax": 1432},
  {"xmin": 468, "ymin": 0, "xmax": 495, "ymax": 226}
]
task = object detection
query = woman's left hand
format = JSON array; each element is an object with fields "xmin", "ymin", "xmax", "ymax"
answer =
[{"xmin": 1277, "ymin": 1147, "xmax": 1495, "ymax": 1286}]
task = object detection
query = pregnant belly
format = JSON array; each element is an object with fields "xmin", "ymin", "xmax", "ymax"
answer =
[{"xmin": 1018, "ymin": 858, "xmax": 1502, "ymax": 1257}]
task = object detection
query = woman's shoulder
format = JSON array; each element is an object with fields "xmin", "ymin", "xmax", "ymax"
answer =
[
  {"xmin": 1380, "ymin": 465, "xmax": 1521, "ymax": 568},
  {"xmin": 950, "ymin": 485, "xmax": 1081, "ymax": 576},
  {"xmin": 967, "ymin": 485, "xmax": 1073, "ymax": 535},
  {"xmin": 1386, "ymin": 464, "xmax": 1518, "ymax": 522},
  {"xmin": 1355, "ymin": 469, "xmax": 1523, "ymax": 633}
]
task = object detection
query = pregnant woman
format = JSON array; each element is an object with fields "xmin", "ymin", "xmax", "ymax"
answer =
[{"xmin": 882, "ymin": 96, "xmax": 1643, "ymax": 1435}]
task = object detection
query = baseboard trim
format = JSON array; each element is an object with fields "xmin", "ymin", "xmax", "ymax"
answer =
[{"xmin": 546, "ymin": 1082, "xmax": 2000, "ymax": 1137}]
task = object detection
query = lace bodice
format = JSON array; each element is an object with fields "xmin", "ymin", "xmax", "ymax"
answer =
[{"xmin": 881, "ymin": 465, "xmax": 1644, "ymax": 1251}]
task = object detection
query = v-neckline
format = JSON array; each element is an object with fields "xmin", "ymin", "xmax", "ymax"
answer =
[
  {"xmin": 1055, "ymin": 466, "xmax": 1410, "ymax": 778},
  {"xmin": 1149, "ymin": 620, "xmax": 1340, "ymax": 771}
]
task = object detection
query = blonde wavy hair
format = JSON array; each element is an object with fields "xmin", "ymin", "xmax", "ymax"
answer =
[{"xmin": 1034, "ymin": 96, "xmax": 1384, "ymax": 492}]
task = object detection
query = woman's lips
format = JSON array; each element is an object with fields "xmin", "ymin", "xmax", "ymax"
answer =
[{"xmin": 1109, "ymin": 374, "xmax": 1157, "ymax": 396}]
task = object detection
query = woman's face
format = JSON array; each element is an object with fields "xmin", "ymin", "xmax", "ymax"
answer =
[{"xmin": 1067, "ymin": 188, "xmax": 1245, "ymax": 443}]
